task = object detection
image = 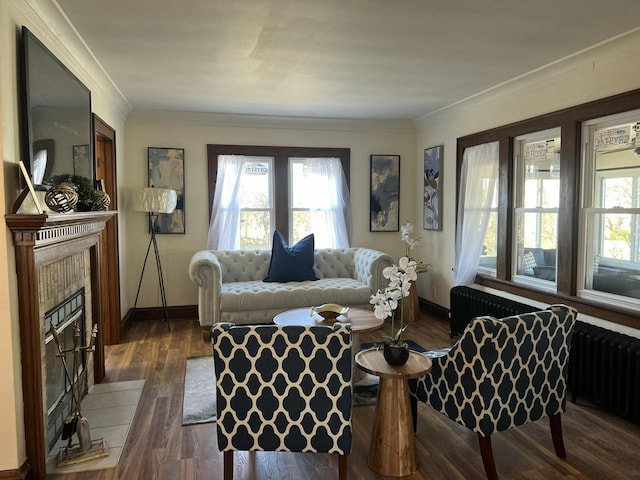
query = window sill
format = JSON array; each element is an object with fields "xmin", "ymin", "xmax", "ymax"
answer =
[
  {"xmin": 475, "ymin": 275, "xmax": 640, "ymax": 330},
  {"xmin": 512, "ymin": 274, "xmax": 557, "ymax": 293}
]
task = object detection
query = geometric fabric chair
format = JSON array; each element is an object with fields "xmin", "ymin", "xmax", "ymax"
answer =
[
  {"xmin": 409, "ymin": 304, "xmax": 578, "ymax": 480},
  {"xmin": 211, "ymin": 322, "xmax": 353, "ymax": 480}
]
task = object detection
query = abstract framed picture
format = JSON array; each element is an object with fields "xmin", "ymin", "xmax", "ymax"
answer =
[
  {"xmin": 148, "ymin": 147, "xmax": 185, "ymax": 234},
  {"xmin": 423, "ymin": 145, "xmax": 442, "ymax": 230},
  {"xmin": 370, "ymin": 154, "xmax": 400, "ymax": 232}
]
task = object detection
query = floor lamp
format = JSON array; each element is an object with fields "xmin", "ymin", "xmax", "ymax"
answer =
[{"xmin": 130, "ymin": 187, "xmax": 177, "ymax": 330}]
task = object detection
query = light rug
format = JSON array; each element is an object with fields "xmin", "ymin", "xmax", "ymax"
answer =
[
  {"xmin": 182, "ymin": 355, "xmax": 217, "ymax": 425},
  {"xmin": 354, "ymin": 374, "xmax": 380, "ymax": 407}
]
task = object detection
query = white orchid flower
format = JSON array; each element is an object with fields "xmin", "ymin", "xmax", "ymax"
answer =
[
  {"xmin": 400, "ymin": 221, "xmax": 414, "ymax": 237},
  {"xmin": 382, "ymin": 264, "xmax": 399, "ymax": 279},
  {"xmin": 373, "ymin": 301, "xmax": 393, "ymax": 320},
  {"xmin": 369, "ymin": 289, "xmax": 387, "ymax": 305},
  {"xmin": 406, "ymin": 237, "xmax": 421, "ymax": 248},
  {"xmin": 386, "ymin": 287, "xmax": 403, "ymax": 302},
  {"xmin": 398, "ymin": 256, "xmax": 417, "ymax": 271}
]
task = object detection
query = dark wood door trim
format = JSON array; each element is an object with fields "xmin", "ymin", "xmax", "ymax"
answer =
[{"xmin": 93, "ymin": 114, "xmax": 122, "ymax": 345}]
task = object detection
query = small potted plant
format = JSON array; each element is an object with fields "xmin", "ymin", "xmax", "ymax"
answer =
[{"xmin": 370, "ymin": 256, "xmax": 418, "ymax": 365}]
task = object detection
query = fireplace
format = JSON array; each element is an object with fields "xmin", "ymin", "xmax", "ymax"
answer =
[{"xmin": 7, "ymin": 211, "xmax": 115, "ymax": 480}]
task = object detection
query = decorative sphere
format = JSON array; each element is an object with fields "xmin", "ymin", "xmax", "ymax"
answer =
[
  {"xmin": 44, "ymin": 185, "xmax": 78, "ymax": 213},
  {"xmin": 92, "ymin": 190, "xmax": 111, "ymax": 211}
]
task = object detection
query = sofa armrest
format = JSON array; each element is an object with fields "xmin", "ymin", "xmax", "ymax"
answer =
[
  {"xmin": 353, "ymin": 248, "xmax": 394, "ymax": 293},
  {"xmin": 188, "ymin": 250, "xmax": 222, "ymax": 327}
]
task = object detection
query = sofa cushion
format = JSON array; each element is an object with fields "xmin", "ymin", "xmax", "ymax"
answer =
[
  {"xmin": 533, "ymin": 265, "xmax": 556, "ymax": 281},
  {"xmin": 221, "ymin": 278, "xmax": 372, "ymax": 312},
  {"xmin": 543, "ymin": 248, "xmax": 557, "ymax": 266},
  {"xmin": 524, "ymin": 248, "xmax": 545, "ymax": 267},
  {"xmin": 523, "ymin": 251, "xmax": 537, "ymax": 274},
  {"xmin": 264, "ymin": 231, "xmax": 318, "ymax": 283}
]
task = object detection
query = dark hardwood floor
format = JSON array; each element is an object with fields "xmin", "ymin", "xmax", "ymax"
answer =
[{"xmin": 49, "ymin": 311, "xmax": 640, "ymax": 479}]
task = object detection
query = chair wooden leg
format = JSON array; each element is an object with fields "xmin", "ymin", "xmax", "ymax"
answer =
[
  {"xmin": 224, "ymin": 451, "xmax": 233, "ymax": 480},
  {"xmin": 477, "ymin": 434, "xmax": 499, "ymax": 480},
  {"xmin": 550, "ymin": 413, "xmax": 567, "ymax": 459},
  {"xmin": 338, "ymin": 454, "xmax": 347, "ymax": 480}
]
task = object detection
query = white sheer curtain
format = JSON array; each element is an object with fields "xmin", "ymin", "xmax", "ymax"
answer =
[
  {"xmin": 207, "ymin": 155, "xmax": 245, "ymax": 250},
  {"xmin": 454, "ymin": 142, "xmax": 499, "ymax": 286},
  {"xmin": 295, "ymin": 158, "xmax": 351, "ymax": 248}
]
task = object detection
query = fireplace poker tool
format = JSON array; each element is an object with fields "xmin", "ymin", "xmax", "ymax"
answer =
[
  {"xmin": 50, "ymin": 321, "xmax": 108, "ymax": 467},
  {"xmin": 50, "ymin": 324, "xmax": 80, "ymax": 442}
]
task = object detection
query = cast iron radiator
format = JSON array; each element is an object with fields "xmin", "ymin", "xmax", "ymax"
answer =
[
  {"xmin": 449, "ymin": 285, "xmax": 640, "ymax": 427},
  {"xmin": 449, "ymin": 285, "xmax": 538, "ymax": 337},
  {"xmin": 569, "ymin": 322, "xmax": 640, "ymax": 426}
]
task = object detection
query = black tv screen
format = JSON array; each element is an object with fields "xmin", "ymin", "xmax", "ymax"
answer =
[{"xmin": 21, "ymin": 26, "xmax": 92, "ymax": 186}]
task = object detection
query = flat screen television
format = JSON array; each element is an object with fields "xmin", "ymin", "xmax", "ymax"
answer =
[{"xmin": 21, "ymin": 26, "xmax": 93, "ymax": 187}]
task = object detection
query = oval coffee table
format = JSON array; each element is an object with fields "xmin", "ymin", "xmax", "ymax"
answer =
[{"xmin": 273, "ymin": 307, "xmax": 384, "ymax": 381}]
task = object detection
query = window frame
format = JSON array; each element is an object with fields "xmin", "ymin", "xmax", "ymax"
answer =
[
  {"xmin": 511, "ymin": 128, "xmax": 561, "ymax": 287},
  {"xmin": 207, "ymin": 145, "xmax": 350, "ymax": 245},
  {"xmin": 456, "ymin": 88, "xmax": 640, "ymax": 329}
]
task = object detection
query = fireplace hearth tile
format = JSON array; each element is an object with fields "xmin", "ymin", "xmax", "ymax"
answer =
[
  {"xmin": 90, "ymin": 379, "xmax": 145, "ymax": 394},
  {"xmin": 46, "ymin": 380, "xmax": 145, "ymax": 475},
  {"xmin": 82, "ymin": 389, "xmax": 142, "ymax": 411},
  {"xmin": 84, "ymin": 405, "xmax": 138, "ymax": 429}
]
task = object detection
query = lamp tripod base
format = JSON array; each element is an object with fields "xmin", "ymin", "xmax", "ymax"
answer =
[{"xmin": 133, "ymin": 213, "xmax": 171, "ymax": 331}]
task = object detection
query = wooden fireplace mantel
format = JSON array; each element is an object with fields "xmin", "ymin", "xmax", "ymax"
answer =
[{"xmin": 6, "ymin": 211, "xmax": 116, "ymax": 480}]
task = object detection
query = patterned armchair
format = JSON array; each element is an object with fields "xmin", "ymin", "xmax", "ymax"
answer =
[
  {"xmin": 211, "ymin": 322, "xmax": 353, "ymax": 480},
  {"xmin": 409, "ymin": 304, "xmax": 577, "ymax": 480}
]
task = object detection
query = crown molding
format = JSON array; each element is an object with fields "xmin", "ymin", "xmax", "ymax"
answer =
[
  {"xmin": 127, "ymin": 109, "xmax": 416, "ymax": 133},
  {"xmin": 16, "ymin": 0, "xmax": 132, "ymax": 120}
]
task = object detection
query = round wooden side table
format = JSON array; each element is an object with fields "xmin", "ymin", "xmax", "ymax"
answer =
[{"xmin": 355, "ymin": 348, "xmax": 432, "ymax": 477}]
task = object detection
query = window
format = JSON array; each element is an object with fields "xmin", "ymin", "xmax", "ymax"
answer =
[
  {"xmin": 512, "ymin": 129, "xmax": 560, "ymax": 288},
  {"xmin": 238, "ymin": 156, "xmax": 274, "ymax": 249},
  {"xmin": 580, "ymin": 112, "xmax": 640, "ymax": 306},
  {"xmin": 456, "ymin": 88, "xmax": 640, "ymax": 327},
  {"xmin": 207, "ymin": 145, "xmax": 350, "ymax": 250},
  {"xmin": 454, "ymin": 141, "xmax": 499, "ymax": 285}
]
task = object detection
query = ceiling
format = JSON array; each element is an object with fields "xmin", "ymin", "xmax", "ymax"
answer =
[{"xmin": 56, "ymin": 0, "xmax": 640, "ymax": 120}]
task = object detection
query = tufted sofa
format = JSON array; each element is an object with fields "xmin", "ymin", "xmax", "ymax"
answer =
[{"xmin": 188, "ymin": 247, "xmax": 394, "ymax": 337}]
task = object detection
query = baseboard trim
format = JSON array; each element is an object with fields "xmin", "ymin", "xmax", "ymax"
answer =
[
  {"xmin": 129, "ymin": 305, "xmax": 198, "ymax": 322},
  {"xmin": 0, "ymin": 459, "xmax": 30, "ymax": 479},
  {"xmin": 418, "ymin": 297, "xmax": 449, "ymax": 321}
]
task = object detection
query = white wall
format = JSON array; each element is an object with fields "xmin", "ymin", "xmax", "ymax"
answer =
[
  {"xmin": 122, "ymin": 112, "xmax": 416, "ymax": 312},
  {"xmin": 412, "ymin": 29, "xmax": 640, "ymax": 314},
  {"xmin": 0, "ymin": 0, "xmax": 129, "ymax": 470}
]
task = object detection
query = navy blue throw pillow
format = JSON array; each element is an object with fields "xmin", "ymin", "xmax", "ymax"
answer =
[{"xmin": 264, "ymin": 231, "xmax": 318, "ymax": 283}]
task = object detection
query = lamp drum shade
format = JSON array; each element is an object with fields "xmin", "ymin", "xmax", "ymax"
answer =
[{"xmin": 130, "ymin": 187, "xmax": 177, "ymax": 214}]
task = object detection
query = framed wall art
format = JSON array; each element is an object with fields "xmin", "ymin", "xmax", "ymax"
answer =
[
  {"xmin": 148, "ymin": 147, "xmax": 185, "ymax": 234},
  {"xmin": 423, "ymin": 145, "xmax": 442, "ymax": 230},
  {"xmin": 370, "ymin": 154, "xmax": 400, "ymax": 232}
]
